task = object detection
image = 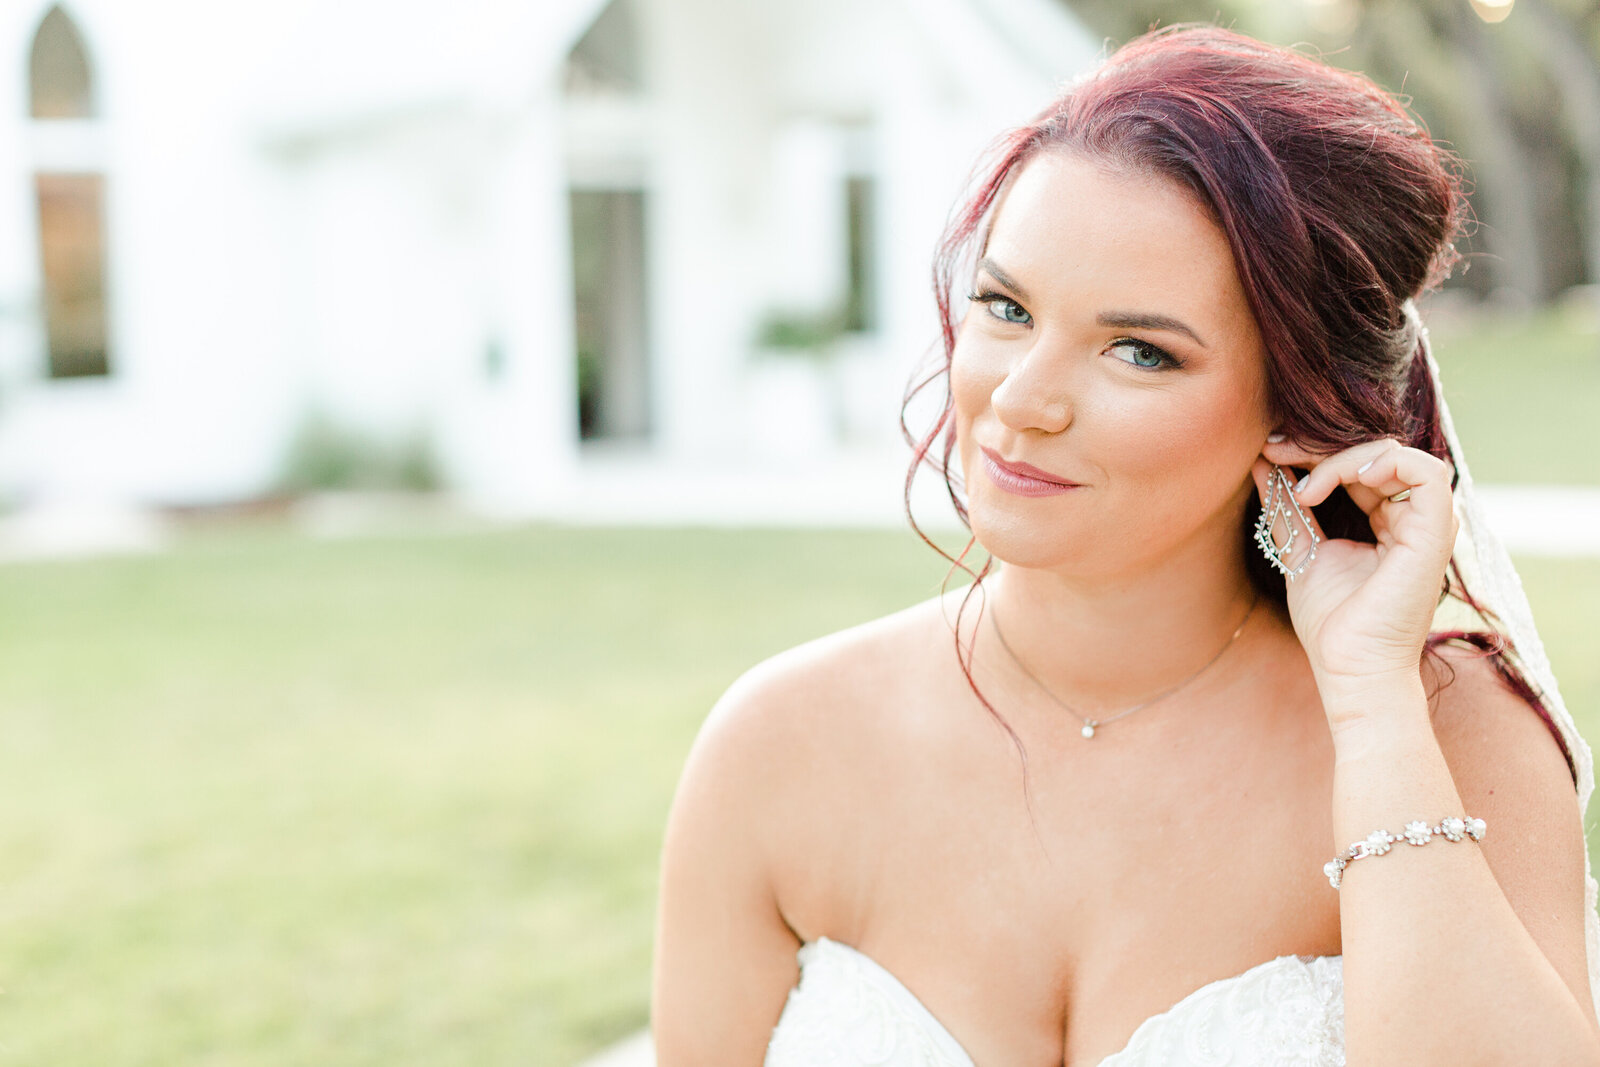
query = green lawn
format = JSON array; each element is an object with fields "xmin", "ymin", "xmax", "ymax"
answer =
[
  {"xmin": 0, "ymin": 524, "xmax": 1596, "ymax": 1066},
  {"xmin": 1, "ymin": 306, "xmax": 1596, "ymax": 1065},
  {"xmin": 1430, "ymin": 302, "xmax": 1600, "ymax": 485},
  {"xmin": 0, "ymin": 525, "xmax": 956, "ymax": 1066}
]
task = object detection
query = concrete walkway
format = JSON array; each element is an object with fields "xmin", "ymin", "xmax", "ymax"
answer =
[{"xmin": 1468, "ymin": 484, "xmax": 1600, "ymax": 556}]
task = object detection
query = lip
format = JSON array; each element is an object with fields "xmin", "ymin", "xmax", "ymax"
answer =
[{"xmin": 979, "ymin": 446, "xmax": 1084, "ymax": 497}]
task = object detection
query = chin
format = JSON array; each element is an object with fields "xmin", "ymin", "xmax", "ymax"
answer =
[{"xmin": 967, "ymin": 503, "xmax": 1099, "ymax": 573}]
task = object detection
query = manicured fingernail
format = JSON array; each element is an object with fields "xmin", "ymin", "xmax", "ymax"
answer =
[
  {"xmin": 1357, "ymin": 459, "xmax": 1375, "ymax": 474},
  {"xmin": 1293, "ymin": 474, "xmax": 1309, "ymax": 493},
  {"xmin": 1266, "ymin": 432, "xmax": 1286, "ymax": 443}
]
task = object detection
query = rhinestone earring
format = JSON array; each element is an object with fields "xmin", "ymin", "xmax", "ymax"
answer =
[{"xmin": 1254, "ymin": 464, "xmax": 1320, "ymax": 580}]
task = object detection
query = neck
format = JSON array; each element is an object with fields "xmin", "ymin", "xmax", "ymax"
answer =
[{"xmin": 980, "ymin": 533, "xmax": 1263, "ymax": 716}]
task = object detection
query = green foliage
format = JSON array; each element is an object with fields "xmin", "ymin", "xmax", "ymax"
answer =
[
  {"xmin": 752, "ymin": 307, "xmax": 848, "ymax": 357},
  {"xmin": 1060, "ymin": 0, "xmax": 1246, "ymax": 44},
  {"xmin": 576, "ymin": 344, "xmax": 602, "ymax": 438},
  {"xmin": 1058, "ymin": 0, "xmax": 1600, "ymax": 296},
  {"xmin": 278, "ymin": 410, "xmax": 441, "ymax": 494}
]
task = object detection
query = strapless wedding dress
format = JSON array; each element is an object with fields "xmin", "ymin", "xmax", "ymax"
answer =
[{"xmin": 765, "ymin": 937, "xmax": 1346, "ymax": 1066}]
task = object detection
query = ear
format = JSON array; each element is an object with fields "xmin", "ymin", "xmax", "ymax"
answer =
[
  {"xmin": 1250, "ymin": 455, "xmax": 1273, "ymax": 500},
  {"xmin": 1262, "ymin": 433, "xmax": 1334, "ymax": 470}
]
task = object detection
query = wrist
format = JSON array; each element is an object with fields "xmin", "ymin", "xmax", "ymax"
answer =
[
  {"xmin": 1319, "ymin": 671, "xmax": 1434, "ymax": 755},
  {"xmin": 1315, "ymin": 662, "xmax": 1425, "ymax": 713},
  {"xmin": 1313, "ymin": 662, "xmax": 1424, "ymax": 699},
  {"xmin": 1329, "ymin": 711, "xmax": 1440, "ymax": 768}
]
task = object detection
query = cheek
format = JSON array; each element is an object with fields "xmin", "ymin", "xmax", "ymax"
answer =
[
  {"xmin": 1108, "ymin": 387, "xmax": 1263, "ymax": 498},
  {"xmin": 949, "ymin": 333, "xmax": 1000, "ymax": 427}
]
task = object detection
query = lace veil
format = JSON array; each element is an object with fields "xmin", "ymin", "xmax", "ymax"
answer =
[{"xmin": 1412, "ymin": 302, "xmax": 1600, "ymax": 1020}]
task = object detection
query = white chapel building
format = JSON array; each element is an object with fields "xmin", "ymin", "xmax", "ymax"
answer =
[{"xmin": 0, "ymin": 0, "xmax": 1099, "ymax": 516}]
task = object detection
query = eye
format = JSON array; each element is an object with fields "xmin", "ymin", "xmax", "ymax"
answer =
[
  {"xmin": 968, "ymin": 289, "xmax": 1032, "ymax": 326},
  {"xmin": 1106, "ymin": 338, "xmax": 1182, "ymax": 371}
]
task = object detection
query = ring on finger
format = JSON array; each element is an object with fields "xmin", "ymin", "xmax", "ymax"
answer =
[{"xmin": 1388, "ymin": 488, "xmax": 1412, "ymax": 503}]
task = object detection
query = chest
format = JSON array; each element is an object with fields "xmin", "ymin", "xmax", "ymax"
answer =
[
  {"xmin": 775, "ymin": 694, "xmax": 1343, "ymax": 1065},
  {"xmin": 765, "ymin": 940, "xmax": 1347, "ymax": 1067}
]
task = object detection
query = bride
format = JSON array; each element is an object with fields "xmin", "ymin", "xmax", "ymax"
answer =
[{"xmin": 651, "ymin": 25, "xmax": 1600, "ymax": 1065}]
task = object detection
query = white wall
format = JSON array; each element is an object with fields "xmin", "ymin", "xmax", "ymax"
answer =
[
  {"xmin": 0, "ymin": 0, "xmax": 1099, "ymax": 509},
  {"xmin": 632, "ymin": 0, "xmax": 1100, "ymax": 466},
  {"xmin": 0, "ymin": 0, "xmax": 290, "ymax": 502},
  {"xmin": 0, "ymin": 0, "xmax": 607, "ymax": 506}
]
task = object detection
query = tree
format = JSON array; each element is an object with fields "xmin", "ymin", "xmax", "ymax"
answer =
[{"xmin": 1058, "ymin": 0, "xmax": 1600, "ymax": 298}]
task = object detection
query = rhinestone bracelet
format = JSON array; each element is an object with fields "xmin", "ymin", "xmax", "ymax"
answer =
[{"xmin": 1323, "ymin": 816, "xmax": 1486, "ymax": 889}]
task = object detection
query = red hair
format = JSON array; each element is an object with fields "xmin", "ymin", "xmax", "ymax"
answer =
[{"xmin": 901, "ymin": 24, "xmax": 1574, "ymax": 784}]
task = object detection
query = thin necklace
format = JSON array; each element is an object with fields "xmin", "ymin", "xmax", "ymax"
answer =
[{"xmin": 987, "ymin": 594, "xmax": 1259, "ymax": 739}]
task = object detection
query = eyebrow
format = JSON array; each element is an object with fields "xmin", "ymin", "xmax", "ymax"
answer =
[
  {"xmin": 1096, "ymin": 310, "xmax": 1208, "ymax": 349},
  {"xmin": 976, "ymin": 256, "xmax": 1208, "ymax": 349},
  {"xmin": 976, "ymin": 257, "xmax": 1031, "ymax": 302}
]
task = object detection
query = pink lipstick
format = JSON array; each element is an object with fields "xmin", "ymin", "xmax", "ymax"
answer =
[{"xmin": 980, "ymin": 446, "xmax": 1084, "ymax": 497}]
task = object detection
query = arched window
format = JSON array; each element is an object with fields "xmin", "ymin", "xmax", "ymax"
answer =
[
  {"xmin": 565, "ymin": 0, "xmax": 651, "ymax": 440},
  {"xmin": 564, "ymin": 0, "xmax": 643, "ymax": 95},
  {"xmin": 29, "ymin": 5, "xmax": 110, "ymax": 379},
  {"xmin": 30, "ymin": 5, "xmax": 94, "ymax": 119}
]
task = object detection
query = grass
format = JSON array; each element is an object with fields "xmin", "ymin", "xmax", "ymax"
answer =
[
  {"xmin": 0, "ymin": 523, "xmax": 1595, "ymax": 1066},
  {"xmin": 1, "ymin": 305, "xmax": 1596, "ymax": 1065},
  {"xmin": 0, "ymin": 525, "xmax": 958, "ymax": 1066},
  {"xmin": 1429, "ymin": 301, "xmax": 1600, "ymax": 485}
]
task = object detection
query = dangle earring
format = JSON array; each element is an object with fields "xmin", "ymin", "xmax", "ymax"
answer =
[{"xmin": 1254, "ymin": 464, "xmax": 1320, "ymax": 580}]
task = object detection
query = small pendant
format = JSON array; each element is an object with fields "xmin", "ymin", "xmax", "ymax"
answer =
[{"xmin": 1081, "ymin": 721, "xmax": 1097, "ymax": 739}]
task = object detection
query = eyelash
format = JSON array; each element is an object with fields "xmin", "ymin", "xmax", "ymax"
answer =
[
  {"xmin": 968, "ymin": 288, "xmax": 1029, "ymax": 323},
  {"xmin": 965, "ymin": 288, "xmax": 1185, "ymax": 371},
  {"xmin": 1106, "ymin": 338, "xmax": 1184, "ymax": 371}
]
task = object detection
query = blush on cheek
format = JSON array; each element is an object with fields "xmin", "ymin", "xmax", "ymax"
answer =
[
  {"xmin": 1126, "ymin": 406, "xmax": 1258, "ymax": 521},
  {"xmin": 948, "ymin": 348, "xmax": 995, "ymax": 437},
  {"xmin": 948, "ymin": 337, "xmax": 993, "ymax": 400}
]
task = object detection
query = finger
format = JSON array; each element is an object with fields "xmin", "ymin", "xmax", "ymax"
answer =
[
  {"xmin": 1366, "ymin": 448, "xmax": 1458, "ymax": 548},
  {"xmin": 1266, "ymin": 434, "xmax": 1448, "ymax": 522},
  {"xmin": 1262, "ymin": 433, "xmax": 1381, "ymax": 515},
  {"xmin": 1294, "ymin": 441, "xmax": 1449, "ymax": 508},
  {"xmin": 1283, "ymin": 438, "xmax": 1399, "ymax": 505},
  {"xmin": 1294, "ymin": 442, "xmax": 1455, "ymax": 551},
  {"xmin": 1262, "ymin": 435, "xmax": 1399, "ymax": 515},
  {"xmin": 1261, "ymin": 432, "xmax": 1340, "ymax": 471},
  {"xmin": 1366, "ymin": 503, "xmax": 1400, "ymax": 549},
  {"xmin": 1340, "ymin": 479, "xmax": 1389, "ymax": 514}
]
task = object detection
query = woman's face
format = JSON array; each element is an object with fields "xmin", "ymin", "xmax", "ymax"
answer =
[{"xmin": 951, "ymin": 150, "xmax": 1275, "ymax": 578}]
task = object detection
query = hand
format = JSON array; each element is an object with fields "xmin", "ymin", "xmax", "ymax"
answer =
[{"xmin": 1253, "ymin": 436, "xmax": 1459, "ymax": 696}]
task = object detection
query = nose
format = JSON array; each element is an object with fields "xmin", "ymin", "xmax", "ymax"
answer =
[{"xmin": 990, "ymin": 340, "xmax": 1073, "ymax": 435}]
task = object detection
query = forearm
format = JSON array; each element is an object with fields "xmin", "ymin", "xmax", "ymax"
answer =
[{"xmin": 1325, "ymin": 673, "xmax": 1600, "ymax": 1065}]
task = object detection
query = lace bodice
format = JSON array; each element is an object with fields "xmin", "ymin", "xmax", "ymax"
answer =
[{"xmin": 764, "ymin": 938, "xmax": 1346, "ymax": 1066}]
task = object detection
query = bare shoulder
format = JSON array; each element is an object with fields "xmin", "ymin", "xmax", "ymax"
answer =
[
  {"xmin": 670, "ymin": 582, "xmax": 973, "ymax": 844},
  {"xmin": 652, "ymin": 589, "xmax": 968, "ymax": 1061},
  {"xmin": 682, "ymin": 587, "xmax": 968, "ymax": 820},
  {"xmin": 672, "ymin": 586, "xmax": 976, "ymax": 924},
  {"xmin": 1423, "ymin": 639, "xmax": 1595, "ymax": 1024}
]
